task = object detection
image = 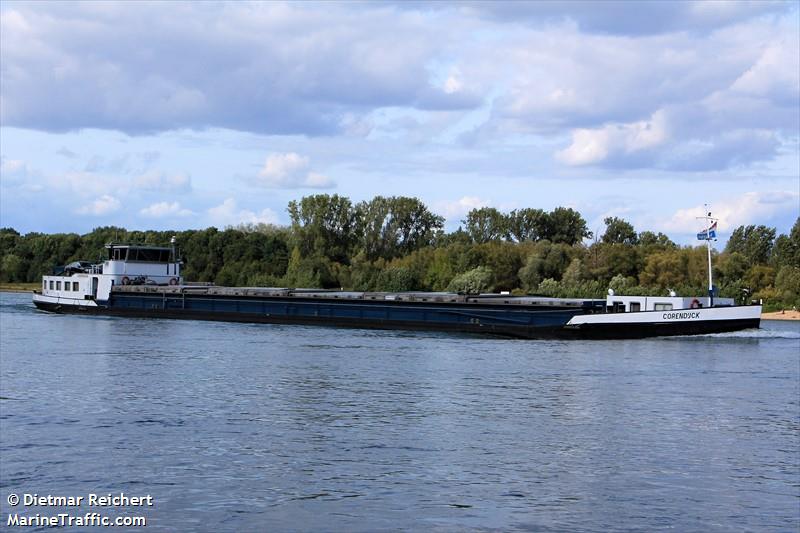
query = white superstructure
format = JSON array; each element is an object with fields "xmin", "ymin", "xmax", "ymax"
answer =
[
  {"xmin": 601, "ymin": 294, "xmax": 734, "ymax": 313},
  {"xmin": 35, "ymin": 243, "xmax": 182, "ymax": 307}
]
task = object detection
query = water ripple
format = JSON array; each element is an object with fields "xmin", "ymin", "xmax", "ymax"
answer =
[{"xmin": 1, "ymin": 292, "xmax": 798, "ymax": 532}]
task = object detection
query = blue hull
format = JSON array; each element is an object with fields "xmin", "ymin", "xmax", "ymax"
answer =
[
  {"xmin": 33, "ymin": 290, "xmax": 759, "ymax": 339},
  {"xmin": 100, "ymin": 291, "xmax": 586, "ymax": 338}
]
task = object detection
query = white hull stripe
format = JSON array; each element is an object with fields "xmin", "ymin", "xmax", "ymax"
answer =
[
  {"xmin": 32, "ymin": 294, "xmax": 99, "ymax": 307},
  {"xmin": 566, "ymin": 305, "xmax": 761, "ymax": 326}
]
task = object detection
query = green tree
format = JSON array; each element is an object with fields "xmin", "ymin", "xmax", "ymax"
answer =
[
  {"xmin": 715, "ymin": 252, "xmax": 749, "ymax": 287},
  {"xmin": 518, "ymin": 241, "xmax": 575, "ymax": 291},
  {"xmin": 725, "ymin": 224, "xmax": 776, "ymax": 265},
  {"xmin": 462, "ymin": 207, "xmax": 508, "ymax": 243},
  {"xmin": 589, "ymin": 243, "xmax": 642, "ymax": 282},
  {"xmin": 743, "ymin": 265, "xmax": 775, "ymax": 293},
  {"xmin": 639, "ymin": 249, "xmax": 686, "ymax": 289},
  {"xmin": 357, "ymin": 196, "xmax": 443, "ymax": 260},
  {"xmin": 547, "ymin": 207, "xmax": 592, "ymax": 245},
  {"xmin": 375, "ymin": 266, "xmax": 416, "ymax": 292},
  {"xmin": 288, "ymin": 194, "xmax": 359, "ymax": 263},
  {"xmin": 507, "ymin": 208, "xmax": 548, "ymax": 242},
  {"xmin": 447, "ymin": 266, "xmax": 493, "ymax": 294},
  {"xmin": 774, "ymin": 266, "xmax": 800, "ymax": 308},
  {"xmin": 771, "ymin": 217, "xmax": 800, "ymax": 269},
  {"xmin": 561, "ymin": 258, "xmax": 586, "ymax": 286},
  {"xmin": 601, "ymin": 217, "xmax": 638, "ymax": 245},
  {"xmin": 0, "ymin": 253, "xmax": 24, "ymax": 282},
  {"xmin": 638, "ymin": 231, "xmax": 675, "ymax": 248}
]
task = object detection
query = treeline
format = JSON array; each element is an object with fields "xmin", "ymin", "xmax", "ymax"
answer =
[{"xmin": 1, "ymin": 194, "xmax": 798, "ymax": 309}]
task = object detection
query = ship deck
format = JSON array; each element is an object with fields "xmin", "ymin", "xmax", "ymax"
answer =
[{"xmin": 111, "ymin": 285, "xmax": 603, "ymax": 308}]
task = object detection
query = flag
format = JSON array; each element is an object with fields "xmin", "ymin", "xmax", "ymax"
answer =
[
  {"xmin": 697, "ymin": 221, "xmax": 717, "ymax": 240},
  {"xmin": 708, "ymin": 220, "xmax": 717, "ymax": 239}
]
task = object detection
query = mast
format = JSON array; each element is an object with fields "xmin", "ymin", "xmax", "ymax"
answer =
[{"xmin": 696, "ymin": 205, "xmax": 717, "ymax": 307}]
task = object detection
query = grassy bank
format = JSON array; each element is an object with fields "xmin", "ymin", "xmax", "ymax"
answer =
[{"xmin": 0, "ymin": 282, "xmax": 40, "ymax": 293}]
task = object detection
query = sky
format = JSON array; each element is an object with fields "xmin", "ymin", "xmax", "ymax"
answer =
[{"xmin": 1, "ymin": 0, "xmax": 798, "ymax": 245}]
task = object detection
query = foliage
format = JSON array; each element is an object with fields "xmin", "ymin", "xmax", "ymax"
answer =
[
  {"xmin": 357, "ymin": 196, "xmax": 443, "ymax": 261},
  {"xmin": 547, "ymin": 207, "xmax": 592, "ymax": 245},
  {"xmin": 447, "ymin": 266, "xmax": 494, "ymax": 294},
  {"xmin": 602, "ymin": 217, "xmax": 638, "ymax": 245},
  {"xmin": 462, "ymin": 207, "xmax": 508, "ymax": 243},
  {"xmin": 1, "ymin": 199, "xmax": 797, "ymax": 309},
  {"xmin": 775, "ymin": 266, "xmax": 800, "ymax": 308},
  {"xmin": 725, "ymin": 224, "xmax": 776, "ymax": 265},
  {"xmin": 638, "ymin": 231, "xmax": 675, "ymax": 248},
  {"xmin": 771, "ymin": 217, "xmax": 800, "ymax": 269},
  {"xmin": 287, "ymin": 194, "xmax": 359, "ymax": 263},
  {"xmin": 507, "ymin": 208, "xmax": 548, "ymax": 242}
]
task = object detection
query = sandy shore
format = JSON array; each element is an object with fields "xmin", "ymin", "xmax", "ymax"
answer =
[{"xmin": 761, "ymin": 310, "xmax": 800, "ymax": 321}]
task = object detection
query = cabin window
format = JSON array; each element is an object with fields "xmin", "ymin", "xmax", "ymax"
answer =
[
  {"xmin": 49, "ymin": 280, "xmax": 54, "ymax": 290},
  {"xmin": 654, "ymin": 303, "xmax": 673, "ymax": 311},
  {"xmin": 629, "ymin": 302, "xmax": 641, "ymax": 312},
  {"xmin": 56, "ymin": 281, "xmax": 61, "ymax": 290},
  {"xmin": 73, "ymin": 282, "xmax": 80, "ymax": 291},
  {"xmin": 43, "ymin": 281, "xmax": 46, "ymax": 291},
  {"xmin": 125, "ymin": 248, "xmax": 171, "ymax": 263}
]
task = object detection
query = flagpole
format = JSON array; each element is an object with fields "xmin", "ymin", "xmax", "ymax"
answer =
[
  {"xmin": 696, "ymin": 204, "xmax": 717, "ymax": 308},
  {"xmin": 707, "ymin": 221, "xmax": 713, "ymax": 306}
]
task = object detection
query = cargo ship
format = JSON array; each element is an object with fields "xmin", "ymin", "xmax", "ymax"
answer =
[{"xmin": 32, "ymin": 241, "xmax": 761, "ymax": 339}]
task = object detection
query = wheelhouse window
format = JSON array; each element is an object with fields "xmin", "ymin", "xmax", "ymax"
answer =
[
  {"xmin": 654, "ymin": 303, "xmax": 673, "ymax": 311},
  {"xmin": 127, "ymin": 248, "xmax": 171, "ymax": 263}
]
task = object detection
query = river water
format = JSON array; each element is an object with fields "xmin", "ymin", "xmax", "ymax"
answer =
[{"xmin": 1, "ymin": 291, "xmax": 798, "ymax": 532}]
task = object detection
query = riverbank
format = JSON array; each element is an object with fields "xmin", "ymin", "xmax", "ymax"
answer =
[
  {"xmin": 0, "ymin": 283, "xmax": 39, "ymax": 293},
  {"xmin": 761, "ymin": 310, "xmax": 800, "ymax": 321}
]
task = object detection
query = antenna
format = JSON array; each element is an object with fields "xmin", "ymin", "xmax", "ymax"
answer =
[{"xmin": 170, "ymin": 236, "xmax": 177, "ymax": 276}]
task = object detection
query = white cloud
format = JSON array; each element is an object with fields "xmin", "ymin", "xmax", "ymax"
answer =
[
  {"xmin": 464, "ymin": 1, "xmax": 786, "ymax": 36},
  {"xmin": 207, "ymin": 198, "xmax": 279, "ymax": 226},
  {"xmin": 436, "ymin": 195, "xmax": 490, "ymax": 220},
  {"xmin": 556, "ymin": 111, "xmax": 669, "ymax": 166},
  {"xmin": 139, "ymin": 201, "xmax": 193, "ymax": 218},
  {"xmin": 76, "ymin": 195, "xmax": 121, "ymax": 216},
  {"xmin": 0, "ymin": 3, "xmax": 463, "ymax": 135},
  {"xmin": 0, "ymin": 157, "xmax": 42, "ymax": 192},
  {"xmin": 50, "ymin": 171, "xmax": 123, "ymax": 197},
  {"xmin": 661, "ymin": 191, "xmax": 800, "ymax": 233},
  {"xmin": 255, "ymin": 152, "xmax": 334, "ymax": 189},
  {"xmin": 133, "ymin": 171, "xmax": 192, "ymax": 193},
  {"xmin": 729, "ymin": 40, "xmax": 799, "ymax": 102}
]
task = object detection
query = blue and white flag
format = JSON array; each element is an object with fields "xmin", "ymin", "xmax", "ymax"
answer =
[{"xmin": 697, "ymin": 221, "xmax": 717, "ymax": 240}]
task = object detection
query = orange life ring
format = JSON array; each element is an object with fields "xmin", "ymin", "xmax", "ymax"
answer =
[
  {"xmin": 690, "ymin": 298, "xmax": 700, "ymax": 309},
  {"xmin": 169, "ymin": 277, "xmax": 178, "ymax": 286},
  {"xmin": 121, "ymin": 276, "xmax": 130, "ymax": 285}
]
